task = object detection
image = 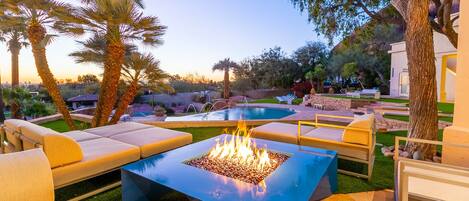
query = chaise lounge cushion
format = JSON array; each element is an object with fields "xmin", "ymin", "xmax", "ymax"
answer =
[
  {"xmin": 84, "ymin": 122, "xmax": 152, "ymax": 137},
  {"xmin": 342, "ymin": 114, "xmax": 374, "ymax": 145},
  {"xmin": 110, "ymin": 127, "xmax": 192, "ymax": 158},
  {"xmin": 20, "ymin": 123, "xmax": 83, "ymax": 169},
  {"xmin": 52, "ymin": 138, "xmax": 140, "ymax": 187},
  {"xmin": 250, "ymin": 122, "xmax": 315, "ymax": 144},
  {"xmin": 63, "ymin": 130, "xmax": 102, "ymax": 142},
  {"xmin": 303, "ymin": 127, "xmax": 344, "ymax": 142}
]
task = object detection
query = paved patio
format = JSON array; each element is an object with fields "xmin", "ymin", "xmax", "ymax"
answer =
[{"xmin": 323, "ymin": 190, "xmax": 394, "ymax": 201}]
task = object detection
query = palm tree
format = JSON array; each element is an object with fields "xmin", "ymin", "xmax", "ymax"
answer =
[
  {"xmin": 1, "ymin": 0, "xmax": 81, "ymax": 129},
  {"xmin": 72, "ymin": 0, "xmax": 166, "ymax": 127},
  {"xmin": 0, "ymin": 15, "xmax": 28, "ymax": 118},
  {"xmin": 212, "ymin": 58, "xmax": 239, "ymax": 99},
  {"xmin": 70, "ymin": 35, "xmax": 171, "ymax": 125},
  {"xmin": 109, "ymin": 53, "xmax": 172, "ymax": 124}
]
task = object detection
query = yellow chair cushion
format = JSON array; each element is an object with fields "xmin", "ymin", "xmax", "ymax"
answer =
[
  {"xmin": 20, "ymin": 123, "xmax": 84, "ymax": 168},
  {"xmin": 342, "ymin": 114, "xmax": 374, "ymax": 145},
  {"xmin": 0, "ymin": 149, "xmax": 54, "ymax": 201}
]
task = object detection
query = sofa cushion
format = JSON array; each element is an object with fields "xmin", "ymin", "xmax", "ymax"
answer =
[
  {"xmin": 3, "ymin": 119, "xmax": 31, "ymax": 152},
  {"xmin": 342, "ymin": 114, "xmax": 374, "ymax": 145},
  {"xmin": 63, "ymin": 130, "xmax": 102, "ymax": 142},
  {"xmin": 303, "ymin": 127, "xmax": 344, "ymax": 142},
  {"xmin": 51, "ymin": 138, "xmax": 140, "ymax": 187},
  {"xmin": 110, "ymin": 127, "xmax": 192, "ymax": 158},
  {"xmin": 250, "ymin": 122, "xmax": 315, "ymax": 144},
  {"xmin": 84, "ymin": 122, "xmax": 152, "ymax": 137},
  {"xmin": 0, "ymin": 149, "xmax": 54, "ymax": 201},
  {"xmin": 20, "ymin": 123, "xmax": 83, "ymax": 168}
]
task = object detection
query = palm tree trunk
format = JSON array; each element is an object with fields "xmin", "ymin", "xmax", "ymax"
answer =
[
  {"xmin": 223, "ymin": 68, "xmax": 230, "ymax": 99},
  {"xmin": 109, "ymin": 80, "xmax": 139, "ymax": 124},
  {"xmin": 0, "ymin": 76, "xmax": 6, "ymax": 123},
  {"xmin": 92, "ymin": 38, "xmax": 125, "ymax": 127},
  {"xmin": 27, "ymin": 23, "xmax": 76, "ymax": 130},
  {"xmin": 10, "ymin": 46, "xmax": 21, "ymax": 119},
  {"xmin": 404, "ymin": 0, "xmax": 439, "ymax": 159}
]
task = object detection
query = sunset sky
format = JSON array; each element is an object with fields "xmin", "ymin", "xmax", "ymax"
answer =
[{"xmin": 0, "ymin": 0, "xmax": 325, "ymax": 84}]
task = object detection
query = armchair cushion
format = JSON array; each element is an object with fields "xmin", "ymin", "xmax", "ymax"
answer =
[
  {"xmin": 342, "ymin": 114, "xmax": 374, "ymax": 145},
  {"xmin": 0, "ymin": 149, "xmax": 54, "ymax": 201},
  {"xmin": 20, "ymin": 124, "xmax": 83, "ymax": 168}
]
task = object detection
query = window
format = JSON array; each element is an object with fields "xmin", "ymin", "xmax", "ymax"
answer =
[{"xmin": 400, "ymin": 72, "xmax": 409, "ymax": 96}]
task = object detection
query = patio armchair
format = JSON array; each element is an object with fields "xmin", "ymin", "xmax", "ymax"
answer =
[
  {"xmin": 0, "ymin": 119, "xmax": 192, "ymax": 199},
  {"xmin": 250, "ymin": 113, "xmax": 376, "ymax": 180},
  {"xmin": 394, "ymin": 137, "xmax": 469, "ymax": 201},
  {"xmin": 0, "ymin": 149, "xmax": 54, "ymax": 201}
]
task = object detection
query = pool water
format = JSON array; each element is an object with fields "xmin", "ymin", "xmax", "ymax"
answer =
[
  {"xmin": 131, "ymin": 111, "xmax": 154, "ymax": 117},
  {"xmin": 166, "ymin": 106, "xmax": 295, "ymax": 121}
]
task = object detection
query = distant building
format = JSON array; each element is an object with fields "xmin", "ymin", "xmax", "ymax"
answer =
[
  {"xmin": 67, "ymin": 94, "xmax": 98, "ymax": 110},
  {"xmin": 389, "ymin": 11, "xmax": 459, "ymax": 103}
]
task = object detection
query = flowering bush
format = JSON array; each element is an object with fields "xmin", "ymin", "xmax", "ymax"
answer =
[{"xmin": 291, "ymin": 82, "xmax": 312, "ymax": 98}]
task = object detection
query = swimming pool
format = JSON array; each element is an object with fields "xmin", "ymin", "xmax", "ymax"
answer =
[
  {"xmin": 131, "ymin": 111, "xmax": 153, "ymax": 117},
  {"xmin": 165, "ymin": 106, "xmax": 296, "ymax": 121}
]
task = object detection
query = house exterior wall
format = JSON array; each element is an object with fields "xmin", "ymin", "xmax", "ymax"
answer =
[{"xmin": 388, "ymin": 17, "xmax": 458, "ymax": 102}]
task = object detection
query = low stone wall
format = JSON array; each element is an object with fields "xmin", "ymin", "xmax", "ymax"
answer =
[
  {"xmin": 307, "ymin": 95, "xmax": 374, "ymax": 110},
  {"xmin": 28, "ymin": 113, "xmax": 93, "ymax": 124}
]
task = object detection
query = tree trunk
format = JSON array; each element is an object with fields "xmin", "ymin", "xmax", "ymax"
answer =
[
  {"xmin": 223, "ymin": 68, "xmax": 230, "ymax": 99},
  {"xmin": 10, "ymin": 46, "xmax": 21, "ymax": 119},
  {"xmin": 92, "ymin": 36, "xmax": 125, "ymax": 127},
  {"xmin": 27, "ymin": 23, "xmax": 76, "ymax": 130},
  {"xmin": 0, "ymin": 76, "xmax": 6, "ymax": 123},
  {"xmin": 109, "ymin": 80, "xmax": 139, "ymax": 124},
  {"xmin": 403, "ymin": 0, "xmax": 439, "ymax": 159}
]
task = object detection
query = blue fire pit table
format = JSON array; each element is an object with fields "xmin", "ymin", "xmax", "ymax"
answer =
[{"xmin": 121, "ymin": 134, "xmax": 337, "ymax": 201}]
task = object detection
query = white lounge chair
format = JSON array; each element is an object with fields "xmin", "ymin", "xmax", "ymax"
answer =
[{"xmin": 276, "ymin": 94, "xmax": 296, "ymax": 105}]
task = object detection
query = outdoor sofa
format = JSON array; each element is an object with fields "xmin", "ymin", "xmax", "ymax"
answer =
[
  {"xmin": 250, "ymin": 113, "xmax": 376, "ymax": 180},
  {"xmin": 0, "ymin": 119, "xmax": 192, "ymax": 196}
]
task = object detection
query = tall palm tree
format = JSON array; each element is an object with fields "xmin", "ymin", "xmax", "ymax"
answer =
[
  {"xmin": 1, "ymin": 0, "xmax": 82, "ymax": 129},
  {"xmin": 212, "ymin": 58, "xmax": 239, "ymax": 99},
  {"xmin": 72, "ymin": 0, "xmax": 166, "ymax": 127},
  {"xmin": 0, "ymin": 15, "xmax": 28, "ymax": 118},
  {"xmin": 109, "ymin": 53, "xmax": 172, "ymax": 124}
]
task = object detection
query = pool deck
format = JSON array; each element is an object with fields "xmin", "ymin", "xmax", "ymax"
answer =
[{"xmin": 138, "ymin": 103, "xmax": 355, "ymax": 128}]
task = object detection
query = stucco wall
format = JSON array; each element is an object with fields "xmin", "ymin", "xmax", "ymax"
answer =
[{"xmin": 388, "ymin": 17, "xmax": 458, "ymax": 102}]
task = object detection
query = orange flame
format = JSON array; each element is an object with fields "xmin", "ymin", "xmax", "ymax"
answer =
[{"xmin": 208, "ymin": 121, "xmax": 273, "ymax": 171}]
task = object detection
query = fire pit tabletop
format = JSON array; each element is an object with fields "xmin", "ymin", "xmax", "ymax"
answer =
[{"xmin": 121, "ymin": 134, "xmax": 338, "ymax": 201}]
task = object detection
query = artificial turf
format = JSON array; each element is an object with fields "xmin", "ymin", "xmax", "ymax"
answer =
[
  {"xmin": 39, "ymin": 119, "xmax": 90, "ymax": 132},
  {"xmin": 384, "ymin": 114, "xmax": 453, "ymax": 123},
  {"xmin": 40, "ymin": 120, "xmax": 408, "ymax": 200}
]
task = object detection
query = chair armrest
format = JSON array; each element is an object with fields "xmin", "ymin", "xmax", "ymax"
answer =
[
  {"xmin": 393, "ymin": 137, "xmax": 469, "ymax": 161},
  {"xmin": 300, "ymin": 121, "xmax": 370, "ymax": 132},
  {"xmin": 314, "ymin": 114, "xmax": 355, "ymax": 124}
]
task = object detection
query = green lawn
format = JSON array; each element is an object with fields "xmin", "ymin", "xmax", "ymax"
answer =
[
  {"xmin": 384, "ymin": 114, "xmax": 453, "ymax": 123},
  {"xmin": 38, "ymin": 120, "xmax": 408, "ymax": 200}
]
